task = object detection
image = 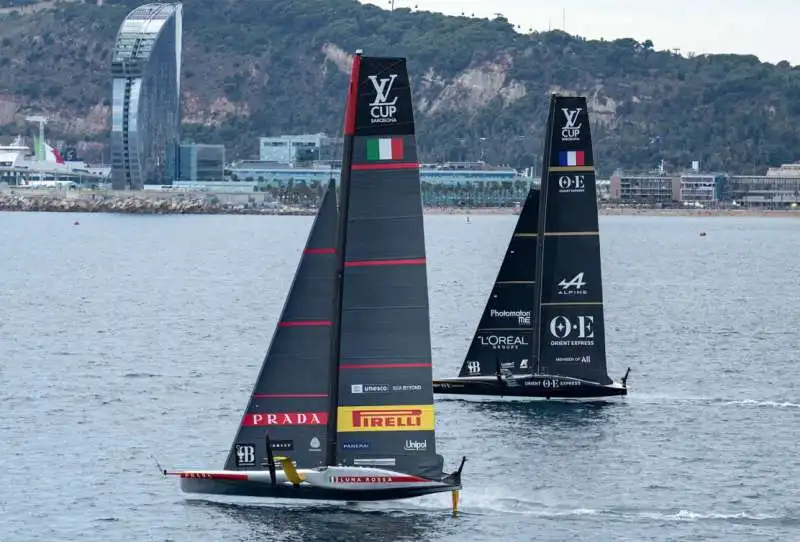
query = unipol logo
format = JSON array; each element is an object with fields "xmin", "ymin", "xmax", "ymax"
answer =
[
  {"xmin": 478, "ymin": 335, "xmax": 529, "ymax": 350},
  {"xmin": 235, "ymin": 443, "xmax": 255, "ymax": 467},
  {"xmin": 558, "ymin": 272, "xmax": 587, "ymax": 295},
  {"xmin": 368, "ymin": 74, "xmax": 398, "ymax": 124},
  {"xmin": 244, "ymin": 411, "xmax": 328, "ymax": 426},
  {"xmin": 557, "ymin": 174, "xmax": 586, "ymax": 194},
  {"xmin": 560, "ymin": 108, "xmax": 583, "ymax": 142},
  {"xmin": 466, "ymin": 360, "xmax": 481, "ymax": 374},
  {"xmin": 549, "ymin": 315, "xmax": 595, "ymax": 346}
]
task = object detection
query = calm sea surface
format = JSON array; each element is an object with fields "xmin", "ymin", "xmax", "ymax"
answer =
[{"xmin": 1, "ymin": 211, "xmax": 798, "ymax": 541}]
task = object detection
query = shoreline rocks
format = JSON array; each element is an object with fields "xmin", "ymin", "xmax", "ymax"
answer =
[{"xmin": 2, "ymin": 189, "xmax": 799, "ymax": 218}]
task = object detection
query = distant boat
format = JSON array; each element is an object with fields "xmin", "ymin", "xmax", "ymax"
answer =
[
  {"xmin": 433, "ymin": 94, "xmax": 629, "ymax": 399},
  {"xmin": 165, "ymin": 52, "xmax": 465, "ymax": 509}
]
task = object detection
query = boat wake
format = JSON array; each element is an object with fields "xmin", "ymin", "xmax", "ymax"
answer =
[
  {"xmin": 183, "ymin": 492, "xmax": 793, "ymax": 527},
  {"xmin": 720, "ymin": 399, "xmax": 800, "ymax": 409}
]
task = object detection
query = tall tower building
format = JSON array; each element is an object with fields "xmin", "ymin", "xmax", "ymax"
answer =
[{"xmin": 110, "ymin": 3, "xmax": 182, "ymax": 190}]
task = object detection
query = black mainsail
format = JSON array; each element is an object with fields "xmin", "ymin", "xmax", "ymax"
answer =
[
  {"xmin": 533, "ymin": 95, "xmax": 612, "ymax": 385},
  {"xmin": 456, "ymin": 187, "xmax": 540, "ymax": 380},
  {"xmin": 224, "ymin": 180, "xmax": 338, "ymax": 472},
  {"xmin": 167, "ymin": 52, "xmax": 465, "ymax": 507},
  {"xmin": 434, "ymin": 94, "xmax": 629, "ymax": 398},
  {"xmin": 332, "ymin": 55, "xmax": 446, "ymax": 480}
]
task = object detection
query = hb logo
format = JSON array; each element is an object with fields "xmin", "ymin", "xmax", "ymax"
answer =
[{"xmin": 235, "ymin": 443, "xmax": 255, "ymax": 466}]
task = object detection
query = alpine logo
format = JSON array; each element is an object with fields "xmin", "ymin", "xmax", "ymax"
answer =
[
  {"xmin": 560, "ymin": 108, "xmax": 583, "ymax": 142},
  {"xmin": 549, "ymin": 315, "xmax": 596, "ymax": 347},
  {"xmin": 558, "ymin": 272, "xmax": 587, "ymax": 295},
  {"xmin": 466, "ymin": 360, "xmax": 481, "ymax": 374},
  {"xmin": 478, "ymin": 334, "xmax": 529, "ymax": 350},
  {"xmin": 557, "ymin": 174, "xmax": 586, "ymax": 194},
  {"xmin": 404, "ymin": 439, "xmax": 427, "ymax": 452},
  {"xmin": 368, "ymin": 74, "xmax": 398, "ymax": 124},
  {"xmin": 244, "ymin": 412, "xmax": 328, "ymax": 426},
  {"xmin": 234, "ymin": 443, "xmax": 256, "ymax": 467}
]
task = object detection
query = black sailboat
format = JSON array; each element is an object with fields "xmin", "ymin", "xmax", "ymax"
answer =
[
  {"xmin": 433, "ymin": 94, "xmax": 629, "ymax": 399},
  {"xmin": 165, "ymin": 52, "xmax": 465, "ymax": 507}
]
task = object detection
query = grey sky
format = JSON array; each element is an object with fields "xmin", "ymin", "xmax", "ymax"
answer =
[{"xmin": 361, "ymin": 0, "xmax": 797, "ymax": 65}]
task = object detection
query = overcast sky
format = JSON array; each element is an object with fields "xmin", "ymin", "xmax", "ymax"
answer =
[{"xmin": 360, "ymin": 0, "xmax": 799, "ymax": 65}]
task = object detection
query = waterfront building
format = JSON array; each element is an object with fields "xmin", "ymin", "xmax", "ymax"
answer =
[
  {"xmin": 175, "ymin": 143, "xmax": 225, "ymax": 182},
  {"xmin": 609, "ymin": 173, "xmax": 678, "ymax": 204},
  {"xmin": 110, "ymin": 3, "xmax": 182, "ymax": 190},
  {"xmin": 258, "ymin": 134, "xmax": 342, "ymax": 164},
  {"xmin": 679, "ymin": 173, "xmax": 728, "ymax": 204},
  {"xmin": 728, "ymin": 175, "xmax": 800, "ymax": 206}
]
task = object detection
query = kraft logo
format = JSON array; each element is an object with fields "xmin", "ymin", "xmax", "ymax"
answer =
[
  {"xmin": 353, "ymin": 409, "xmax": 422, "ymax": 428},
  {"xmin": 243, "ymin": 412, "xmax": 328, "ymax": 426}
]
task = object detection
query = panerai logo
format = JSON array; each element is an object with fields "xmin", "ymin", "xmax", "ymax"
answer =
[{"xmin": 368, "ymin": 74, "xmax": 398, "ymax": 124}]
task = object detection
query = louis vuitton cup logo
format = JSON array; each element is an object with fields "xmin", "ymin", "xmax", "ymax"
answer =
[
  {"xmin": 368, "ymin": 74, "xmax": 398, "ymax": 124},
  {"xmin": 560, "ymin": 108, "xmax": 583, "ymax": 142}
]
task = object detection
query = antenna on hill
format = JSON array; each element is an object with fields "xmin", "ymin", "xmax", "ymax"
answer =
[{"xmin": 562, "ymin": 8, "xmax": 565, "ymax": 31}]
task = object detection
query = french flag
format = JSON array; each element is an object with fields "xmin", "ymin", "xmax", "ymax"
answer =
[{"xmin": 558, "ymin": 150, "xmax": 585, "ymax": 166}]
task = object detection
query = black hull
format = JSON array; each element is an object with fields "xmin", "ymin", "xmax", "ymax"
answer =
[
  {"xmin": 433, "ymin": 376, "xmax": 627, "ymax": 399},
  {"xmin": 180, "ymin": 478, "xmax": 456, "ymax": 501}
]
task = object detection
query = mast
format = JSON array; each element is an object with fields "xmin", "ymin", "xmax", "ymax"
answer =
[
  {"xmin": 325, "ymin": 49, "xmax": 362, "ymax": 467},
  {"xmin": 532, "ymin": 96, "xmax": 557, "ymax": 373}
]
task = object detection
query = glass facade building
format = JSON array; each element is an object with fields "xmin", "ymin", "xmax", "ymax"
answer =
[
  {"xmin": 110, "ymin": 3, "xmax": 182, "ymax": 190},
  {"xmin": 175, "ymin": 143, "xmax": 225, "ymax": 182}
]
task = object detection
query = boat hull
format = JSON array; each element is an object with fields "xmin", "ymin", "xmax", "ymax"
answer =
[
  {"xmin": 432, "ymin": 374, "xmax": 627, "ymax": 398},
  {"xmin": 170, "ymin": 466, "xmax": 460, "ymax": 502}
]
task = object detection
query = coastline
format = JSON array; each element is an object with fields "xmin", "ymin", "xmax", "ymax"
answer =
[{"xmin": 1, "ymin": 189, "xmax": 799, "ymax": 218}]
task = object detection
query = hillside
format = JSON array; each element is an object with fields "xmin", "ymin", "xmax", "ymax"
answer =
[{"xmin": 1, "ymin": 0, "xmax": 800, "ymax": 175}]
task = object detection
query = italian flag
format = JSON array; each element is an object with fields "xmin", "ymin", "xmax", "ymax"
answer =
[{"xmin": 366, "ymin": 137, "xmax": 404, "ymax": 161}]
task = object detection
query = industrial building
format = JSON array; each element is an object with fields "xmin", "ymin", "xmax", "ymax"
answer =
[{"xmin": 110, "ymin": 3, "xmax": 183, "ymax": 190}]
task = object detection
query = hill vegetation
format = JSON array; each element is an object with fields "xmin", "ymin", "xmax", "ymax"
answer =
[{"xmin": 1, "ymin": 0, "xmax": 800, "ymax": 175}]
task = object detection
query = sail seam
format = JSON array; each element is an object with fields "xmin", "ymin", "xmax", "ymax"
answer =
[
  {"xmin": 344, "ymin": 258, "xmax": 425, "ymax": 267},
  {"xmin": 278, "ymin": 320, "xmax": 333, "ymax": 327},
  {"xmin": 340, "ymin": 363, "xmax": 432, "ymax": 369},
  {"xmin": 351, "ymin": 162, "xmax": 419, "ymax": 171},
  {"xmin": 542, "ymin": 231, "xmax": 598, "ymax": 236}
]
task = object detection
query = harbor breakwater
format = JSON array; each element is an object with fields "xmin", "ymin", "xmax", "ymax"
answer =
[
  {"xmin": 0, "ymin": 189, "xmax": 314, "ymax": 215},
  {"xmin": 2, "ymin": 188, "xmax": 800, "ymax": 217}
]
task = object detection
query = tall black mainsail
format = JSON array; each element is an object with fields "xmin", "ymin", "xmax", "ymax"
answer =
[
  {"xmin": 224, "ymin": 180, "xmax": 338, "ymax": 471},
  {"xmin": 456, "ymin": 187, "xmax": 540, "ymax": 380},
  {"xmin": 533, "ymin": 95, "xmax": 611, "ymax": 385},
  {"xmin": 332, "ymin": 55, "xmax": 445, "ymax": 480},
  {"xmin": 434, "ymin": 94, "xmax": 629, "ymax": 398},
  {"xmin": 167, "ymin": 52, "xmax": 465, "ymax": 507}
]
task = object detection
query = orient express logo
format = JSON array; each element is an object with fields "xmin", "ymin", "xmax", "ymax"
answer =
[
  {"xmin": 337, "ymin": 405, "xmax": 435, "ymax": 432},
  {"xmin": 243, "ymin": 411, "xmax": 328, "ymax": 426}
]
